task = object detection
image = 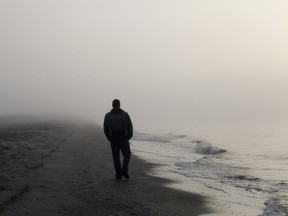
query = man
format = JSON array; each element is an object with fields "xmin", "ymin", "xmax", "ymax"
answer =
[{"xmin": 103, "ymin": 99, "xmax": 133, "ymax": 180}]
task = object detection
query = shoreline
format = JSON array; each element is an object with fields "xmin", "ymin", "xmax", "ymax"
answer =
[
  {"xmin": 131, "ymin": 135, "xmax": 264, "ymax": 216},
  {"xmin": 0, "ymin": 119, "xmax": 214, "ymax": 215}
]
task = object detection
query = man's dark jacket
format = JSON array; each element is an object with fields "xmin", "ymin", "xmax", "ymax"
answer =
[{"xmin": 103, "ymin": 108, "xmax": 133, "ymax": 141}]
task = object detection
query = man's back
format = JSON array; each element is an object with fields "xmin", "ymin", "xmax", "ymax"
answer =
[{"xmin": 104, "ymin": 107, "xmax": 133, "ymax": 141}]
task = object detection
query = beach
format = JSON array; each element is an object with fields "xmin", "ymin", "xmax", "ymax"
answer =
[
  {"xmin": 0, "ymin": 118, "xmax": 217, "ymax": 216},
  {"xmin": 131, "ymin": 124, "xmax": 288, "ymax": 216}
]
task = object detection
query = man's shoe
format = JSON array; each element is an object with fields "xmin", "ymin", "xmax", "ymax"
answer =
[
  {"xmin": 122, "ymin": 172, "xmax": 130, "ymax": 179},
  {"xmin": 116, "ymin": 175, "xmax": 122, "ymax": 180}
]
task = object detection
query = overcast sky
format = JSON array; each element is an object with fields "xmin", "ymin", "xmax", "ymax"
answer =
[{"xmin": 1, "ymin": 0, "xmax": 287, "ymax": 132}]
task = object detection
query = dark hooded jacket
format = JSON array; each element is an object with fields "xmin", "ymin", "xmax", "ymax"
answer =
[{"xmin": 103, "ymin": 108, "xmax": 133, "ymax": 141}]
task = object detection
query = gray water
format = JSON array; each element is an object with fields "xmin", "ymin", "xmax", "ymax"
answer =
[{"xmin": 132, "ymin": 121, "xmax": 288, "ymax": 215}]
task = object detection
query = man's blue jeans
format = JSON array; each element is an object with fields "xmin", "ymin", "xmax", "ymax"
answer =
[{"xmin": 110, "ymin": 139, "xmax": 131, "ymax": 178}]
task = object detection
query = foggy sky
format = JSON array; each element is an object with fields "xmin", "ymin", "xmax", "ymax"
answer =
[{"xmin": 1, "ymin": 0, "xmax": 288, "ymax": 132}]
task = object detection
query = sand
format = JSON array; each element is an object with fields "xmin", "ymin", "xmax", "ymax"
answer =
[{"xmin": 0, "ymin": 119, "xmax": 216, "ymax": 216}]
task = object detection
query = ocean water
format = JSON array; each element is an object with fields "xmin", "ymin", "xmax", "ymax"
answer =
[{"xmin": 131, "ymin": 122, "xmax": 288, "ymax": 216}]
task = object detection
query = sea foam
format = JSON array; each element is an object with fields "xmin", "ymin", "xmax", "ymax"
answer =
[
  {"xmin": 192, "ymin": 140, "xmax": 226, "ymax": 155},
  {"xmin": 259, "ymin": 198, "xmax": 288, "ymax": 216}
]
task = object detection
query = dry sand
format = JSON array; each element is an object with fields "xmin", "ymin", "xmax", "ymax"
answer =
[{"xmin": 0, "ymin": 118, "xmax": 216, "ymax": 216}]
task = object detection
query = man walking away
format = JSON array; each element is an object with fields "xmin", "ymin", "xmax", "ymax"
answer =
[{"xmin": 103, "ymin": 99, "xmax": 133, "ymax": 180}]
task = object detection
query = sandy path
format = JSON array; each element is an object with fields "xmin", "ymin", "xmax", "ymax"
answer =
[{"xmin": 1, "ymin": 122, "xmax": 213, "ymax": 216}]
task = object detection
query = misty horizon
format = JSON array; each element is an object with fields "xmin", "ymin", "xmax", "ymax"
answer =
[{"xmin": 1, "ymin": 1, "xmax": 288, "ymax": 132}]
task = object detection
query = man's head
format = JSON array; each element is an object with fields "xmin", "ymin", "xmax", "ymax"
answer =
[{"xmin": 112, "ymin": 99, "xmax": 120, "ymax": 108}]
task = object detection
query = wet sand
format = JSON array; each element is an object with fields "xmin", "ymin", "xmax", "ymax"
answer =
[{"xmin": 0, "ymin": 119, "xmax": 215, "ymax": 216}]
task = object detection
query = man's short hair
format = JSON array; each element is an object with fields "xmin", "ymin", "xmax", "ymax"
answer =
[{"xmin": 112, "ymin": 99, "xmax": 120, "ymax": 108}]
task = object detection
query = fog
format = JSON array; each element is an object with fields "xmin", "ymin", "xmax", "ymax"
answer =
[{"xmin": 1, "ymin": 0, "xmax": 288, "ymax": 132}]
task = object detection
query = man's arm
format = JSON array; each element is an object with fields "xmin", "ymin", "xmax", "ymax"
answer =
[
  {"xmin": 126, "ymin": 113, "xmax": 133, "ymax": 140},
  {"xmin": 103, "ymin": 115, "xmax": 111, "ymax": 141}
]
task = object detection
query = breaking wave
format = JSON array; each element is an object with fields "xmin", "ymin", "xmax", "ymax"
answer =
[
  {"xmin": 259, "ymin": 198, "xmax": 288, "ymax": 216},
  {"xmin": 192, "ymin": 140, "xmax": 226, "ymax": 155},
  {"xmin": 132, "ymin": 132, "xmax": 170, "ymax": 143},
  {"xmin": 133, "ymin": 132, "xmax": 187, "ymax": 143}
]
